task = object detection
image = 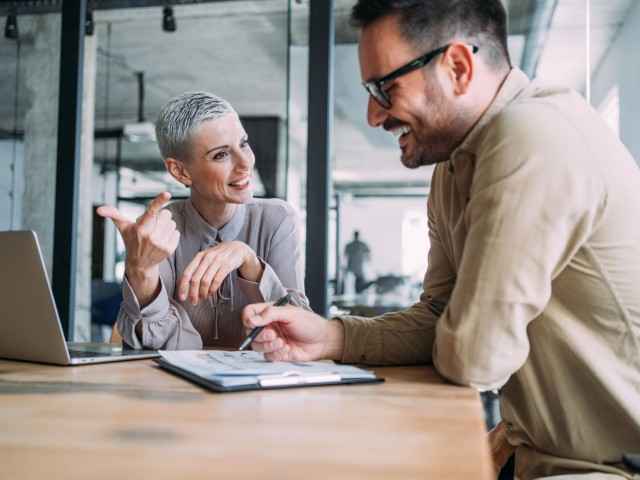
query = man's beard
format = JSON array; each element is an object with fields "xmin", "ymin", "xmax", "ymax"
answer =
[
  {"xmin": 400, "ymin": 122, "xmax": 460, "ymax": 169},
  {"xmin": 400, "ymin": 82, "xmax": 464, "ymax": 169},
  {"xmin": 400, "ymin": 132, "xmax": 455, "ymax": 168}
]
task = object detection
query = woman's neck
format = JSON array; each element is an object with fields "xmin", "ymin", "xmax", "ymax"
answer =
[{"xmin": 190, "ymin": 194, "xmax": 237, "ymax": 230}]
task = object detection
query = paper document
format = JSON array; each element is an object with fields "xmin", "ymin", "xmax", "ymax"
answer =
[{"xmin": 158, "ymin": 350, "xmax": 377, "ymax": 388}]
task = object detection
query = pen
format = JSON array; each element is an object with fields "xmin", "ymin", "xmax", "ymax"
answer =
[{"xmin": 238, "ymin": 293, "xmax": 291, "ymax": 351}]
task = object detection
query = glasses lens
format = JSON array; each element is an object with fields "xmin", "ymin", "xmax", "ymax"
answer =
[{"xmin": 365, "ymin": 82, "xmax": 390, "ymax": 109}]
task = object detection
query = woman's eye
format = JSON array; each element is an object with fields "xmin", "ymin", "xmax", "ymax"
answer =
[{"xmin": 213, "ymin": 151, "xmax": 229, "ymax": 161}]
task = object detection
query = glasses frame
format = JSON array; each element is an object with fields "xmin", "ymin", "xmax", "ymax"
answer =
[{"xmin": 363, "ymin": 44, "xmax": 479, "ymax": 109}]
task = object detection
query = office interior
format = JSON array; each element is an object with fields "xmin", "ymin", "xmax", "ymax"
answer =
[{"xmin": 1, "ymin": 0, "xmax": 638, "ymax": 345}]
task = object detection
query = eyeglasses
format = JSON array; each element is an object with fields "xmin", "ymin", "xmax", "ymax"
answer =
[{"xmin": 362, "ymin": 44, "xmax": 479, "ymax": 109}]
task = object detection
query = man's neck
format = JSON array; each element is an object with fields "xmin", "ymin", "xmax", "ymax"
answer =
[{"xmin": 460, "ymin": 68, "xmax": 512, "ymax": 147}]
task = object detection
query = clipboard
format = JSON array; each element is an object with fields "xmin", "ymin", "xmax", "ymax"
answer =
[{"xmin": 154, "ymin": 350, "xmax": 384, "ymax": 393}]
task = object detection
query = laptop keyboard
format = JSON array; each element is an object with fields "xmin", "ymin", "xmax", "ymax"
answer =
[
  {"xmin": 69, "ymin": 348, "xmax": 155, "ymax": 358},
  {"xmin": 69, "ymin": 349, "xmax": 113, "ymax": 357}
]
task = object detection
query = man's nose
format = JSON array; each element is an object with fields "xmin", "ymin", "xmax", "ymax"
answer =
[{"xmin": 366, "ymin": 95, "xmax": 387, "ymax": 127}]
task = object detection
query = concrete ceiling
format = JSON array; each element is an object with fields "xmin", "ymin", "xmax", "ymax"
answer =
[{"xmin": 0, "ymin": 0, "xmax": 635, "ymax": 189}]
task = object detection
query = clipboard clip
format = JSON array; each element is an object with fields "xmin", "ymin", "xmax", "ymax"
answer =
[{"xmin": 258, "ymin": 371, "xmax": 342, "ymax": 387}]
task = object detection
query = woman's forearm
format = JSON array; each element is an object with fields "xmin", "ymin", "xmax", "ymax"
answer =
[{"xmin": 125, "ymin": 264, "xmax": 161, "ymax": 308}]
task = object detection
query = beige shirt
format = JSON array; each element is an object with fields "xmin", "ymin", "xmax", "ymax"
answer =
[
  {"xmin": 117, "ymin": 198, "xmax": 309, "ymax": 350},
  {"xmin": 340, "ymin": 68, "xmax": 640, "ymax": 479}
]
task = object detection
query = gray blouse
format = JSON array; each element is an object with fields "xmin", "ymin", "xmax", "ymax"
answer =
[{"xmin": 116, "ymin": 198, "xmax": 309, "ymax": 350}]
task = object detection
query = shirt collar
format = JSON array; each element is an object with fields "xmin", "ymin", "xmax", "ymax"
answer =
[
  {"xmin": 185, "ymin": 198, "xmax": 246, "ymax": 247},
  {"xmin": 451, "ymin": 67, "xmax": 531, "ymax": 163}
]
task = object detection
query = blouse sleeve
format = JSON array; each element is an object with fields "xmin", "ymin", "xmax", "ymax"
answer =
[
  {"xmin": 237, "ymin": 204, "xmax": 310, "ymax": 309},
  {"xmin": 115, "ymin": 257, "xmax": 203, "ymax": 350}
]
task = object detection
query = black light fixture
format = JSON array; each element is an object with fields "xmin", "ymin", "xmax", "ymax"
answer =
[
  {"xmin": 162, "ymin": 6, "xmax": 176, "ymax": 32},
  {"xmin": 4, "ymin": 8, "xmax": 18, "ymax": 40},
  {"xmin": 85, "ymin": 9, "xmax": 94, "ymax": 36}
]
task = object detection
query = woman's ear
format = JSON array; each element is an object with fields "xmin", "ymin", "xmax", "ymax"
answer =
[{"xmin": 165, "ymin": 158, "xmax": 192, "ymax": 187}]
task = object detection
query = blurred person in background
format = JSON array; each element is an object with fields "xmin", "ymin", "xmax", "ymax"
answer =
[{"xmin": 344, "ymin": 230, "xmax": 372, "ymax": 293}]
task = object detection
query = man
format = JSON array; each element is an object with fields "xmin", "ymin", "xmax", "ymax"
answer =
[
  {"xmin": 242, "ymin": 1, "xmax": 640, "ymax": 479},
  {"xmin": 344, "ymin": 230, "xmax": 371, "ymax": 293}
]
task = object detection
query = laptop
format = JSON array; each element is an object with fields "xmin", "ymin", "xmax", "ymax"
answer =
[{"xmin": 0, "ymin": 230, "xmax": 159, "ymax": 365}]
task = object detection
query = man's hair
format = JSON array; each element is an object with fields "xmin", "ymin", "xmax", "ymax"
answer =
[
  {"xmin": 155, "ymin": 91, "xmax": 236, "ymax": 161},
  {"xmin": 351, "ymin": 0, "xmax": 511, "ymax": 71}
]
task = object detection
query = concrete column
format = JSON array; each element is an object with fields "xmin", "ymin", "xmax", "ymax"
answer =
[{"xmin": 20, "ymin": 14, "xmax": 61, "ymax": 276}]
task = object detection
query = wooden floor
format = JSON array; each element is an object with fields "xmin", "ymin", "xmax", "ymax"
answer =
[{"xmin": 0, "ymin": 359, "xmax": 493, "ymax": 479}]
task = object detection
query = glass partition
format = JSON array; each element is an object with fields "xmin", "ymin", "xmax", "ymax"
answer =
[
  {"xmin": 89, "ymin": 1, "xmax": 293, "ymax": 340},
  {"xmin": 0, "ymin": 8, "xmax": 70, "ymax": 330},
  {"xmin": 0, "ymin": 9, "xmax": 62, "ymax": 267},
  {"xmin": 589, "ymin": 0, "xmax": 639, "ymax": 160},
  {"xmin": 329, "ymin": 0, "xmax": 592, "ymax": 316}
]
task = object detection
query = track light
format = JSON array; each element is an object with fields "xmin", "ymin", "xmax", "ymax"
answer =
[
  {"xmin": 4, "ymin": 10, "xmax": 18, "ymax": 40},
  {"xmin": 85, "ymin": 10, "xmax": 94, "ymax": 36},
  {"xmin": 162, "ymin": 6, "xmax": 176, "ymax": 32}
]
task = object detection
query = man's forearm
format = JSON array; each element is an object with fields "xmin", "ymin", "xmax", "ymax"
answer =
[
  {"xmin": 323, "ymin": 319, "xmax": 345, "ymax": 361},
  {"xmin": 125, "ymin": 265, "xmax": 161, "ymax": 308}
]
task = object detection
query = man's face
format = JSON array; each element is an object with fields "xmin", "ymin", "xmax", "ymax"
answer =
[{"xmin": 358, "ymin": 15, "xmax": 469, "ymax": 168}]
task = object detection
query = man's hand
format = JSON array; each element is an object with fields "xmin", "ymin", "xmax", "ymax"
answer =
[
  {"xmin": 97, "ymin": 192, "xmax": 179, "ymax": 307},
  {"xmin": 177, "ymin": 241, "xmax": 262, "ymax": 305},
  {"xmin": 241, "ymin": 304, "xmax": 345, "ymax": 362}
]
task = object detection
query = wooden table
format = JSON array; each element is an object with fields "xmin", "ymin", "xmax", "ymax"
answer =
[{"xmin": 0, "ymin": 359, "xmax": 493, "ymax": 479}]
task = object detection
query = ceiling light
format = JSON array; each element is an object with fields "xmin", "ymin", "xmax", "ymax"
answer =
[
  {"xmin": 162, "ymin": 6, "xmax": 176, "ymax": 33},
  {"xmin": 4, "ymin": 10, "xmax": 18, "ymax": 40}
]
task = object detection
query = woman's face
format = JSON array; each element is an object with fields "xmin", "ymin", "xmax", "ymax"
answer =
[{"xmin": 183, "ymin": 114, "xmax": 255, "ymax": 205}]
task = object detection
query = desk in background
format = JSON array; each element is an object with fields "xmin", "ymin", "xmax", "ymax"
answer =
[{"xmin": 0, "ymin": 359, "xmax": 493, "ymax": 479}]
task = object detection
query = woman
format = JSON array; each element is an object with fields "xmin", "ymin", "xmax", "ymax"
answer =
[{"xmin": 98, "ymin": 91, "xmax": 308, "ymax": 350}]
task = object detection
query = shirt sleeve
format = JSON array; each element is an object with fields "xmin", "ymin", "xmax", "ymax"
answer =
[
  {"xmin": 433, "ymin": 106, "xmax": 605, "ymax": 391},
  {"xmin": 115, "ymin": 257, "xmax": 203, "ymax": 350},
  {"xmin": 340, "ymin": 185, "xmax": 456, "ymax": 365},
  {"xmin": 237, "ymin": 205, "xmax": 310, "ymax": 309}
]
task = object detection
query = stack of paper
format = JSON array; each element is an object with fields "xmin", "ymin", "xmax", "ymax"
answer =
[{"xmin": 157, "ymin": 350, "xmax": 380, "ymax": 391}]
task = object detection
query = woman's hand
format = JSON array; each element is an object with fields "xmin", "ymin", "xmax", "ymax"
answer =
[
  {"xmin": 178, "ymin": 241, "xmax": 263, "ymax": 305},
  {"xmin": 97, "ymin": 192, "xmax": 180, "ymax": 307},
  {"xmin": 98, "ymin": 192, "xmax": 179, "ymax": 273},
  {"xmin": 241, "ymin": 303, "xmax": 345, "ymax": 362}
]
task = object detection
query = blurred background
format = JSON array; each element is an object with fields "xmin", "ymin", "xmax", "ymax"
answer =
[{"xmin": 0, "ymin": 0, "xmax": 637, "ymax": 341}]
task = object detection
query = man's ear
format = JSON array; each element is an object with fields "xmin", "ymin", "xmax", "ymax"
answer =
[
  {"xmin": 165, "ymin": 157, "xmax": 192, "ymax": 187},
  {"xmin": 443, "ymin": 42, "xmax": 474, "ymax": 96}
]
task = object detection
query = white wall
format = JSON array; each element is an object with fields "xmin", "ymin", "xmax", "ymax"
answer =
[{"xmin": 591, "ymin": 1, "xmax": 640, "ymax": 163}]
